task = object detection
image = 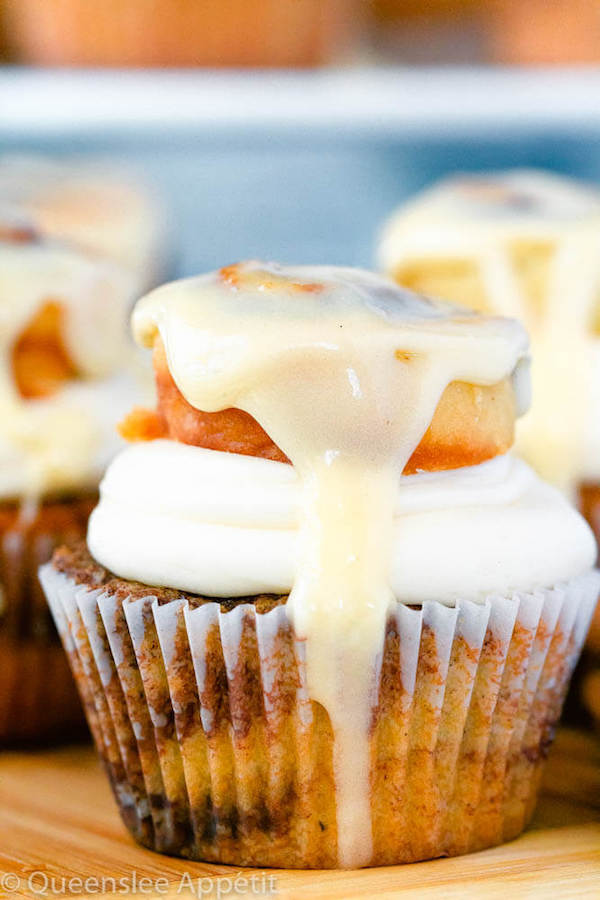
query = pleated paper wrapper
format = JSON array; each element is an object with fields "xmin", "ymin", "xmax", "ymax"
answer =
[{"xmin": 40, "ymin": 562, "xmax": 599, "ymax": 868}]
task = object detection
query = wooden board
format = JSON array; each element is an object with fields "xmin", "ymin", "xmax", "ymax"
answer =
[{"xmin": 0, "ymin": 729, "xmax": 599, "ymax": 900}]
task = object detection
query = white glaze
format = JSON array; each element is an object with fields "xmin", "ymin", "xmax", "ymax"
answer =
[{"xmin": 378, "ymin": 169, "xmax": 600, "ymax": 492}]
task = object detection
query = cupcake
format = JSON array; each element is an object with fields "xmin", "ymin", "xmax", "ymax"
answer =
[
  {"xmin": 489, "ymin": 0, "xmax": 600, "ymax": 64},
  {"xmin": 379, "ymin": 172, "xmax": 600, "ymax": 727},
  {"xmin": 0, "ymin": 155, "xmax": 164, "ymax": 295},
  {"xmin": 0, "ymin": 209, "xmax": 144, "ymax": 744},
  {"xmin": 5, "ymin": 0, "xmax": 359, "ymax": 67},
  {"xmin": 40, "ymin": 261, "xmax": 598, "ymax": 867}
]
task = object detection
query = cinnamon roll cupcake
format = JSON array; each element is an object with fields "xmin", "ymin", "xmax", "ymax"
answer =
[
  {"xmin": 41, "ymin": 262, "xmax": 598, "ymax": 867},
  {"xmin": 0, "ymin": 211, "xmax": 143, "ymax": 744},
  {"xmin": 379, "ymin": 172, "xmax": 600, "ymax": 725}
]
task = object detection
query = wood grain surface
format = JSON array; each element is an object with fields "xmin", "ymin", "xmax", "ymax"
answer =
[{"xmin": 0, "ymin": 728, "xmax": 598, "ymax": 899}]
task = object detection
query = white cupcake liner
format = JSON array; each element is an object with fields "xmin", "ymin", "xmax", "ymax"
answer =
[{"xmin": 40, "ymin": 562, "xmax": 599, "ymax": 868}]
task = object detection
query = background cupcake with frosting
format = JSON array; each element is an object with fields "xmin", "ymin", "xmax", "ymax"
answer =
[
  {"xmin": 378, "ymin": 171, "xmax": 600, "ymax": 726},
  {"xmin": 41, "ymin": 261, "xmax": 597, "ymax": 867},
  {"xmin": 0, "ymin": 156, "xmax": 162, "ymax": 744},
  {"xmin": 378, "ymin": 170, "xmax": 600, "ymax": 503}
]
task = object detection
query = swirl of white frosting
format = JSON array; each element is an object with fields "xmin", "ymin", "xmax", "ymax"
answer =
[{"xmin": 88, "ymin": 439, "xmax": 596, "ymax": 603}]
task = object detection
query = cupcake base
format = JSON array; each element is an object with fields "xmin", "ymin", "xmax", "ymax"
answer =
[
  {"xmin": 41, "ymin": 542, "xmax": 599, "ymax": 868},
  {"xmin": 0, "ymin": 496, "xmax": 93, "ymax": 744}
]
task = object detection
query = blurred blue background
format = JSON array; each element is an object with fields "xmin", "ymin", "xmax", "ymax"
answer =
[{"xmin": 3, "ymin": 70, "xmax": 600, "ymax": 279}]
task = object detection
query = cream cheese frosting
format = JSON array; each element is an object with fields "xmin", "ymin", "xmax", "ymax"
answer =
[
  {"xmin": 377, "ymin": 170, "xmax": 600, "ymax": 493},
  {"xmin": 89, "ymin": 260, "xmax": 596, "ymax": 868},
  {"xmin": 88, "ymin": 441, "xmax": 596, "ymax": 602}
]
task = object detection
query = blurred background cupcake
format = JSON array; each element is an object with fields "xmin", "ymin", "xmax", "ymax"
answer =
[
  {"xmin": 378, "ymin": 170, "xmax": 600, "ymax": 503},
  {"xmin": 0, "ymin": 156, "xmax": 164, "ymax": 294},
  {"xmin": 378, "ymin": 171, "xmax": 600, "ymax": 728},
  {"xmin": 0, "ymin": 156, "xmax": 162, "ymax": 744},
  {"xmin": 3, "ymin": 0, "xmax": 360, "ymax": 67},
  {"xmin": 490, "ymin": 0, "xmax": 600, "ymax": 65}
]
